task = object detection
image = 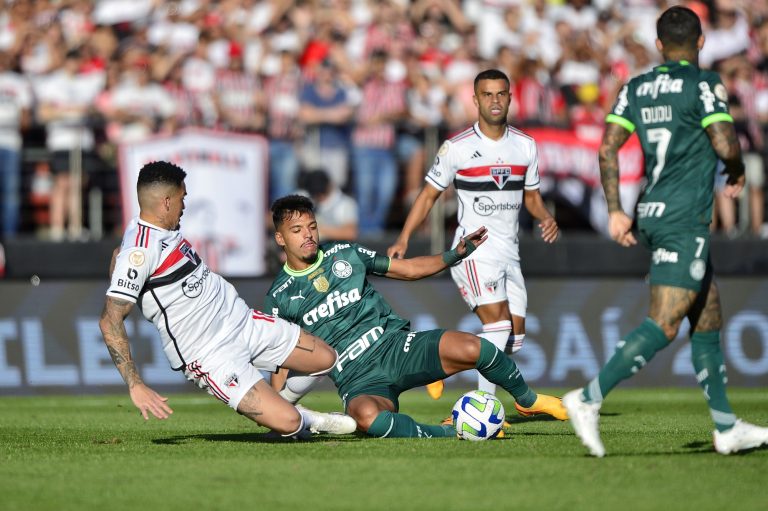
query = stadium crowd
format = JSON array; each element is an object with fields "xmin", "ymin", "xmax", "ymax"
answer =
[{"xmin": 0, "ymin": 0, "xmax": 767, "ymax": 241}]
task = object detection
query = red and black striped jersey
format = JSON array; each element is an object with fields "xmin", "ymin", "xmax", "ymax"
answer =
[
  {"xmin": 426, "ymin": 122, "xmax": 540, "ymax": 261},
  {"xmin": 107, "ymin": 217, "xmax": 252, "ymax": 370}
]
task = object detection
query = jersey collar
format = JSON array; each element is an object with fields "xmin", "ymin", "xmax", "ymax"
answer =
[
  {"xmin": 474, "ymin": 121, "xmax": 508, "ymax": 144},
  {"xmin": 656, "ymin": 60, "xmax": 693, "ymax": 72},
  {"xmin": 137, "ymin": 217, "xmax": 164, "ymax": 231},
  {"xmin": 283, "ymin": 249, "xmax": 325, "ymax": 276}
]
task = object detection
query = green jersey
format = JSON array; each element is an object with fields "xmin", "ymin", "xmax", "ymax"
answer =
[
  {"xmin": 606, "ymin": 60, "xmax": 733, "ymax": 228},
  {"xmin": 264, "ymin": 242, "xmax": 409, "ymax": 384}
]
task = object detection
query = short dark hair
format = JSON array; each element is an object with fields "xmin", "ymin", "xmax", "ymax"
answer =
[
  {"xmin": 657, "ymin": 6, "xmax": 702, "ymax": 49},
  {"xmin": 474, "ymin": 69, "xmax": 510, "ymax": 93},
  {"xmin": 271, "ymin": 194, "xmax": 315, "ymax": 229},
  {"xmin": 137, "ymin": 161, "xmax": 187, "ymax": 191}
]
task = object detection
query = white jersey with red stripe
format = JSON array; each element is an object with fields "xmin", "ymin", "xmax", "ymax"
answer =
[
  {"xmin": 106, "ymin": 217, "xmax": 252, "ymax": 371},
  {"xmin": 426, "ymin": 122, "xmax": 540, "ymax": 261}
]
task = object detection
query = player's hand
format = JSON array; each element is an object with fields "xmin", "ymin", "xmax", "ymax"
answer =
[
  {"xmin": 608, "ymin": 211, "xmax": 636, "ymax": 247},
  {"xmin": 457, "ymin": 226, "xmax": 488, "ymax": 256},
  {"xmin": 539, "ymin": 217, "xmax": 559, "ymax": 243},
  {"xmin": 387, "ymin": 239, "xmax": 408, "ymax": 259},
  {"xmin": 721, "ymin": 174, "xmax": 745, "ymax": 199},
  {"xmin": 129, "ymin": 383, "xmax": 173, "ymax": 420}
]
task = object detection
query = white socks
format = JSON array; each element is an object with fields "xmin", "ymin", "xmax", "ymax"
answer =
[
  {"xmin": 478, "ymin": 320, "xmax": 512, "ymax": 395},
  {"xmin": 279, "ymin": 373, "xmax": 325, "ymax": 404}
]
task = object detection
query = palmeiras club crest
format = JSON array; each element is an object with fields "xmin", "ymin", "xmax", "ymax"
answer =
[{"xmin": 490, "ymin": 166, "xmax": 511, "ymax": 189}]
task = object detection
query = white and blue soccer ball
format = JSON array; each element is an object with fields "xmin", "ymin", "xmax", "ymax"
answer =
[{"xmin": 451, "ymin": 390, "xmax": 505, "ymax": 441}]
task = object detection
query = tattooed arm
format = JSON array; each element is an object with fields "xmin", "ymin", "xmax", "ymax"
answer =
[
  {"xmin": 598, "ymin": 122, "xmax": 636, "ymax": 247},
  {"xmin": 99, "ymin": 296, "xmax": 173, "ymax": 420},
  {"xmin": 706, "ymin": 121, "xmax": 745, "ymax": 198}
]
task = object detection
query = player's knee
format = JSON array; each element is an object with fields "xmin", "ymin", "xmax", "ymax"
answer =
[
  {"xmin": 273, "ymin": 407, "xmax": 304, "ymax": 435},
  {"xmin": 653, "ymin": 320, "xmax": 679, "ymax": 341},
  {"xmin": 347, "ymin": 402, "xmax": 380, "ymax": 432},
  {"xmin": 459, "ymin": 334, "xmax": 482, "ymax": 363}
]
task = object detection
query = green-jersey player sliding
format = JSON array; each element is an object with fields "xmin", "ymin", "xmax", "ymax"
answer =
[
  {"xmin": 265, "ymin": 195, "xmax": 567, "ymax": 438},
  {"xmin": 564, "ymin": 6, "xmax": 768, "ymax": 457}
]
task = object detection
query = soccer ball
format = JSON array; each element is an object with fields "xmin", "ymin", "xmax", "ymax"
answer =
[{"xmin": 451, "ymin": 390, "xmax": 505, "ymax": 441}]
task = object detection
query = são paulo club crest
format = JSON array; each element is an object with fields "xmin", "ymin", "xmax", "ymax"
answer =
[{"xmin": 490, "ymin": 166, "xmax": 511, "ymax": 189}]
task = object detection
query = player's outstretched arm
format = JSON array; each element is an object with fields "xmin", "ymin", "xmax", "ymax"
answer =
[
  {"xmin": 523, "ymin": 189, "xmax": 559, "ymax": 243},
  {"xmin": 385, "ymin": 226, "xmax": 487, "ymax": 280},
  {"xmin": 706, "ymin": 120, "xmax": 746, "ymax": 198},
  {"xmin": 99, "ymin": 296, "xmax": 173, "ymax": 420},
  {"xmin": 599, "ymin": 122, "xmax": 636, "ymax": 247},
  {"xmin": 387, "ymin": 184, "xmax": 443, "ymax": 259}
]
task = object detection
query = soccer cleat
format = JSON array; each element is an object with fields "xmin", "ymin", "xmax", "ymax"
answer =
[
  {"xmin": 426, "ymin": 380, "xmax": 445, "ymax": 400},
  {"xmin": 563, "ymin": 389, "xmax": 605, "ymax": 457},
  {"xmin": 297, "ymin": 405, "xmax": 358, "ymax": 435},
  {"xmin": 515, "ymin": 393, "xmax": 568, "ymax": 420},
  {"xmin": 713, "ymin": 419, "xmax": 768, "ymax": 454}
]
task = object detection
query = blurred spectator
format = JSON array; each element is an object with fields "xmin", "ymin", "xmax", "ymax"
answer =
[
  {"xmin": 351, "ymin": 49, "xmax": 405, "ymax": 236},
  {"xmin": 163, "ymin": 56, "xmax": 204, "ymax": 131},
  {"xmin": 35, "ymin": 48, "xmax": 105, "ymax": 240},
  {"xmin": 714, "ymin": 95, "xmax": 765, "ymax": 238},
  {"xmin": 398, "ymin": 66, "xmax": 446, "ymax": 207},
  {"xmin": 181, "ymin": 34, "xmax": 217, "ymax": 124},
  {"xmin": 264, "ymin": 49, "xmax": 303, "ymax": 202},
  {"xmin": 107, "ymin": 57, "xmax": 175, "ymax": 143},
  {"xmin": 213, "ymin": 42, "xmax": 264, "ymax": 132},
  {"xmin": 554, "ymin": 29, "xmax": 610, "ymax": 107},
  {"xmin": 700, "ymin": 1, "xmax": 751, "ymax": 69},
  {"xmin": 556, "ymin": 0, "xmax": 599, "ymax": 32},
  {"xmin": 569, "ymin": 83, "xmax": 604, "ymax": 143},
  {"xmin": 147, "ymin": 1, "xmax": 200, "ymax": 55},
  {"xmin": 0, "ymin": 51, "xmax": 32, "ymax": 238},
  {"xmin": 303, "ymin": 168, "xmax": 358, "ymax": 241},
  {"xmin": 298, "ymin": 58, "xmax": 354, "ymax": 190}
]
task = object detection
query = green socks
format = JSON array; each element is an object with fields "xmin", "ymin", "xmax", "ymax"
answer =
[
  {"xmin": 583, "ymin": 318, "xmax": 669, "ymax": 403},
  {"xmin": 367, "ymin": 410, "xmax": 455, "ymax": 438},
  {"xmin": 476, "ymin": 338, "xmax": 536, "ymax": 407},
  {"xmin": 691, "ymin": 331, "xmax": 735, "ymax": 432}
]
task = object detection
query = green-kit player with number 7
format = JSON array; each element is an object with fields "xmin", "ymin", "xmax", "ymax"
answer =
[{"xmin": 563, "ymin": 6, "xmax": 768, "ymax": 457}]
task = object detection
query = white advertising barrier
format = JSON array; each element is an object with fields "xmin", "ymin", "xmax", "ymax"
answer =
[
  {"xmin": 119, "ymin": 128, "xmax": 268, "ymax": 276},
  {"xmin": 0, "ymin": 278, "xmax": 766, "ymax": 394}
]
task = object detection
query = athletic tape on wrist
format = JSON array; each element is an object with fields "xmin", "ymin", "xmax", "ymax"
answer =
[{"xmin": 442, "ymin": 235, "xmax": 479, "ymax": 265}]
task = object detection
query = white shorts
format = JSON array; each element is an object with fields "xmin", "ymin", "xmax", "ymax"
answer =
[
  {"xmin": 183, "ymin": 311, "xmax": 301, "ymax": 410},
  {"xmin": 450, "ymin": 257, "xmax": 527, "ymax": 317}
]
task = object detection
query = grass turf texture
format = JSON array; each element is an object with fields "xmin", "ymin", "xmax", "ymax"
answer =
[{"xmin": 1, "ymin": 388, "xmax": 766, "ymax": 511}]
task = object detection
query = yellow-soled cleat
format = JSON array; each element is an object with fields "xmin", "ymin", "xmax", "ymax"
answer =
[
  {"xmin": 425, "ymin": 380, "xmax": 445, "ymax": 400},
  {"xmin": 514, "ymin": 394, "xmax": 568, "ymax": 420}
]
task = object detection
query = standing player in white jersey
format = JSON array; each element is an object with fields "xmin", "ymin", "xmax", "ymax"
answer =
[
  {"xmin": 99, "ymin": 161, "xmax": 356, "ymax": 437},
  {"xmin": 388, "ymin": 69, "xmax": 558, "ymax": 406}
]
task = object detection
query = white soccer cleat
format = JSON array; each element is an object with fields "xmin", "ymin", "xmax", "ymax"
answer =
[
  {"xmin": 563, "ymin": 389, "xmax": 605, "ymax": 458},
  {"xmin": 713, "ymin": 419, "xmax": 768, "ymax": 455},
  {"xmin": 297, "ymin": 405, "xmax": 358, "ymax": 435}
]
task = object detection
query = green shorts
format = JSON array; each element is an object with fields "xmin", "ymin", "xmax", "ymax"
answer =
[
  {"xmin": 637, "ymin": 225, "xmax": 713, "ymax": 292},
  {"xmin": 335, "ymin": 329, "xmax": 447, "ymax": 412}
]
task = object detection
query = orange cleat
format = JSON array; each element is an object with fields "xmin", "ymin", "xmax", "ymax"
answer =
[
  {"xmin": 425, "ymin": 380, "xmax": 445, "ymax": 400},
  {"xmin": 514, "ymin": 394, "xmax": 568, "ymax": 420}
]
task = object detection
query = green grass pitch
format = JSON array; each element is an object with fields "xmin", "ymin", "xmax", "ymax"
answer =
[{"xmin": 1, "ymin": 388, "xmax": 766, "ymax": 511}]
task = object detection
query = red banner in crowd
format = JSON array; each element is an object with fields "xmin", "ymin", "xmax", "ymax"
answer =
[{"xmin": 526, "ymin": 127, "xmax": 645, "ymax": 187}]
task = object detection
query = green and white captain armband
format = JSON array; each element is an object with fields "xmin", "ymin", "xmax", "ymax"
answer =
[{"xmin": 441, "ymin": 236, "xmax": 479, "ymax": 266}]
